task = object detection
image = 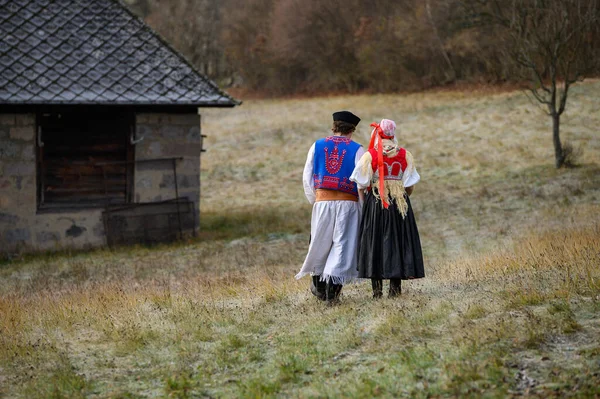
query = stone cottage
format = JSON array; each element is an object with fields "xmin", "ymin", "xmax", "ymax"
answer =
[{"xmin": 0, "ymin": 0, "xmax": 238, "ymax": 254}]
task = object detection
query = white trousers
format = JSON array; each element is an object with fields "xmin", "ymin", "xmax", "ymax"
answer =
[{"xmin": 295, "ymin": 200, "xmax": 361, "ymax": 285}]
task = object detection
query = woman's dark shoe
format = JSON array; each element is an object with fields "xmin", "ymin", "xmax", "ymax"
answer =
[
  {"xmin": 372, "ymin": 279, "xmax": 383, "ymax": 299},
  {"xmin": 389, "ymin": 279, "xmax": 402, "ymax": 297}
]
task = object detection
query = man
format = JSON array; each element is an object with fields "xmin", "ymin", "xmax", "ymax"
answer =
[{"xmin": 295, "ymin": 111, "xmax": 365, "ymax": 302}]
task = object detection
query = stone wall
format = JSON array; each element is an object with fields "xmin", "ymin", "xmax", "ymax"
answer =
[
  {"xmin": 0, "ymin": 112, "xmax": 202, "ymax": 255},
  {"xmin": 1, "ymin": 113, "xmax": 37, "ymax": 252},
  {"xmin": 0, "ymin": 114, "xmax": 108, "ymax": 254},
  {"xmin": 134, "ymin": 113, "xmax": 201, "ymax": 211}
]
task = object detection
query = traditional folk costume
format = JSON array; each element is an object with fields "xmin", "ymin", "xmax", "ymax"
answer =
[
  {"xmin": 295, "ymin": 111, "xmax": 365, "ymax": 301},
  {"xmin": 350, "ymin": 119, "xmax": 424, "ymax": 298}
]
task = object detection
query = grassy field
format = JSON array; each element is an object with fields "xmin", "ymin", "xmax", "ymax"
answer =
[{"xmin": 1, "ymin": 81, "xmax": 600, "ymax": 398}]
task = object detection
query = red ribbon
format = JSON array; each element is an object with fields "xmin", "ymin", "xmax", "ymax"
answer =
[{"xmin": 368, "ymin": 122, "xmax": 389, "ymax": 209}]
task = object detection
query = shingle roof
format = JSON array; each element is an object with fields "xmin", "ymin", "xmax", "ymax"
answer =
[{"xmin": 0, "ymin": 0, "xmax": 238, "ymax": 106}]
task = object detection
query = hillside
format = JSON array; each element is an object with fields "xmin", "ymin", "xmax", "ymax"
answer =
[
  {"xmin": 0, "ymin": 82, "xmax": 599, "ymax": 398},
  {"xmin": 200, "ymin": 80, "xmax": 600, "ymax": 259}
]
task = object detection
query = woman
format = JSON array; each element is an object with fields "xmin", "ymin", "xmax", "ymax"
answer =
[{"xmin": 350, "ymin": 119, "xmax": 424, "ymax": 298}]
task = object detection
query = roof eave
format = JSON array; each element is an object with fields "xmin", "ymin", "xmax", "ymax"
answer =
[{"xmin": 0, "ymin": 101, "xmax": 239, "ymax": 114}]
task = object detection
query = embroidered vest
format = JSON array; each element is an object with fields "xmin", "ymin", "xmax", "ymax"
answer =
[
  {"xmin": 368, "ymin": 147, "xmax": 407, "ymax": 182},
  {"xmin": 313, "ymin": 136, "xmax": 361, "ymax": 196}
]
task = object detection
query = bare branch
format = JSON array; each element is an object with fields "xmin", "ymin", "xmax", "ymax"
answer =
[{"xmin": 524, "ymin": 88, "xmax": 552, "ymax": 115}]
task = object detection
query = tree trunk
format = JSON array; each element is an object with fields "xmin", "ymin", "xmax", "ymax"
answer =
[
  {"xmin": 425, "ymin": 0, "xmax": 456, "ymax": 82},
  {"xmin": 552, "ymin": 113, "xmax": 564, "ymax": 168}
]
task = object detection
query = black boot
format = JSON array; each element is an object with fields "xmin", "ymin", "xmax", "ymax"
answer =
[
  {"xmin": 372, "ymin": 279, "xmax": 383, "ymax": 299},
  {"xmin": 310, "ymin": 275, "xmax": 327, "ymax": 300},
  {"xmin": 325, "ymin": 282, "xmax": 342, "ymax": 302},
  {"xmin": 389, "ymin": 279, "xmax": 402, "ymax": 297}
]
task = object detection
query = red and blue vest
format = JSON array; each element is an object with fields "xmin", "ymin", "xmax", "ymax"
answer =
[{"xmin": 313, "ymin": 136, "xmax": 361, "ymax": 196}]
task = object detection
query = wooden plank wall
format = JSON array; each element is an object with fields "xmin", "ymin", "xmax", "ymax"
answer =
[{"xmin": 38, "ymin": 112, "xmax": 133, "ymax": 207}]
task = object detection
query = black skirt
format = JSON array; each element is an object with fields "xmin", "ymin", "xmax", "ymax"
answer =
[{"xmin": 357, "ymin": 191, "xmax": 425, "ymax": 280}]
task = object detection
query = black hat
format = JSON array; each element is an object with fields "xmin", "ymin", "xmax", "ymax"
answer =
[{"xmin": 333, "ymin": 111, "xmax": 360, "ymax": 126}]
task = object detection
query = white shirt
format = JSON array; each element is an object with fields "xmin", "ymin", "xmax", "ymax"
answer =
[{"xmin": 349, "ymin": 148, "xmax": 420, "ymax": 190}]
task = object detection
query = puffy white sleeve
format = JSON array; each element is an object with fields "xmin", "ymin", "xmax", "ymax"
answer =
[
  {"xmin": 402, "ymin": 150, "xmax": 421, "ymax": 187},
  {"xmin": 303, "ymin": 143, "xmax": 316, "ymax": 204},
  {"xmin": 350, "ymin": 150, "xmax": 373, "ymax": 190},
  {"xmin": 355, "ymin": 145, "xmax": 366, "ymax": 164}
]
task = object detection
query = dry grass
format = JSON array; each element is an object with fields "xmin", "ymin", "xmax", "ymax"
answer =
[
  {"xmin": 1, "ymin": 229, "xmax": 598, "ymax": 398},
  {"xmin": 200, "ymin": 79, "xmax": 600, "ymax": 258},
  {"xmin": 1, "ymin": 81, "xmax": 600, "ymax": 398}
]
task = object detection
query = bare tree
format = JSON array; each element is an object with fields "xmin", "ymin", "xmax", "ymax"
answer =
[
  {"xmin": 220, "ymin": 0, "xmax": 276, "ymax": 90},
  {"xmin": 126, "ymin": 0, "xmax": 599, "ymax": 100},
  {"xmin": 464, "ymin": 0, "xmax": 599, "ymax": 168},
  {"xmin": 425, "ymin": 0, "xmax": 457, "ymax": 82},
  {"xmin": 140, "ymin": 0, "xmax": 233, "ymax": 83}
]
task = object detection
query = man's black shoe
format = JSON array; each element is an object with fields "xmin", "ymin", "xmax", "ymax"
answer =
[{"xmin": 310, "ymin": 275, "xmax": 327, "ymax": 300}]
